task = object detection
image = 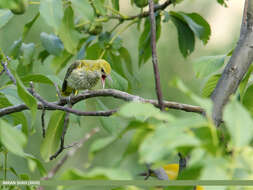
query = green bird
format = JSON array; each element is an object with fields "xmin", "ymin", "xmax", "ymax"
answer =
[{"xmin": 61, "ymin": 59, "xmax": 112, "ymax": 96}]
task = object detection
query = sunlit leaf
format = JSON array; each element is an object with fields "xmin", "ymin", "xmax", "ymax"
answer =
[
  {"xmin": 224, "ymin": 99, "xmax": 253, "ymax": 147},
  {"xmin": 118, "ymin": 102, "xmax": 173, "ymax": 122},
  {"xmin": 202, "ymin": 74, "xmax": 221, "ymax": 97}
]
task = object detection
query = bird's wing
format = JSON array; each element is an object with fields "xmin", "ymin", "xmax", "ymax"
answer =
[{"xmin": 62, "ymin": 61, "xmax": 81, "ymax": 93}]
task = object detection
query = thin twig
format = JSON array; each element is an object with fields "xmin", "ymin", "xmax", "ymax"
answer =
[
  {"xmin": 0, "ymin": 89, "xmax": 205, "ymax": 117},
  {"xmin": 148, "ymin": 0, "xmax": 164, "ymax": 111},
  {"xmin": 36, "ymin": 128, "xmax": 100, "ymax": 190},
  {"xmin": 1, "ymin": 61, "xmax": 16, "ymax": 85},
  {"xmin": 41, "ymin": 106, "xmax": 46, "ymax": 138},
  {"xmin": 108, "ymin": 0, "xmax": 172, "ymax": 21},
  {"xmin": 49, "ymin": 108, "xmax": 71, "ymax": 160}
]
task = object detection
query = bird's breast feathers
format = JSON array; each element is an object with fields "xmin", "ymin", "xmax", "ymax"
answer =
[{"xmin": 67, "ymin": 68, "xmax": 100, "ymax": 90}]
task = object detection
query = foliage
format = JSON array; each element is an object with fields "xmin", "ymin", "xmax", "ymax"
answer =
[{"xmin": 0, "ymin": 1, "xmax": 252, "ymax": 190}]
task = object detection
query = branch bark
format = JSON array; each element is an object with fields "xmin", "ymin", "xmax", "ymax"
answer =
[
  {"xmin": 0, "ymin": 89, "xmax": 204, "ymax": 117},
  {"xmin": 148, "ymin": 0, "xmax": 164, "ymax": 110},
  {"xmin": 211, "ymin": 0, "xmax": 253, "ymax": 126}
]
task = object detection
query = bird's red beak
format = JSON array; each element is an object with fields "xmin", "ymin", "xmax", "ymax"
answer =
[
  {"xmin": 101, "ymin": 74, "xmax": 112, "ymax": 89},
  {"xmin": 101, "ymin": 74, "xmax": 106, "ymax": 89}
]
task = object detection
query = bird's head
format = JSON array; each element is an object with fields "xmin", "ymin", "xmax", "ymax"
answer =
[{"xmin": 97, "ymin": 59, "xmax": 112, "ymax": 88}]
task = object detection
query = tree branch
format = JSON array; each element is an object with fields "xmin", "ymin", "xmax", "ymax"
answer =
[
  {"xmin": 0, "ymin": 89, "xmax": 204, "ymax": 118},
  {"xmin": 36, "ymin": 128, "xmax": 99, "ymax": 190},
  {"xmin": 211, "ymin": 0, "xmax": 253, "ymax": 126},
  {"xmin": 109, "ymin": 0, "xmax": 172, "ymax": 21},
  {"xmin": 148, "ymin": 0, "xmax": 164, "ymax": 111}
]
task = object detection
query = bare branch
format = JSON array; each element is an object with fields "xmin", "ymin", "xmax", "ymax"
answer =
[
  {"xmin": 0, "ymin": 89, "xmax": 204, "ymax": 117},
  {"xmin": 148, "ymin": 0, "xmax": 164, "ymax": 111},
  {"xmin": 211, "ymin": 0, "xmax": 253, "ymax": 126},
  {"xmin": 41, "ymin": 106, "xmax": 46, "ymax": 138}
]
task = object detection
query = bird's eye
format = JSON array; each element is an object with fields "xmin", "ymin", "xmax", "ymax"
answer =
[{"xmin": 101, "ymin": 68, "xmax": 105, "ymax": 73}]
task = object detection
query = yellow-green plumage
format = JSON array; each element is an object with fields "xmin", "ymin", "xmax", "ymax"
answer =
[{"xmin": 61, "ymin": 59, "xmax": 111, "ymax": 96}]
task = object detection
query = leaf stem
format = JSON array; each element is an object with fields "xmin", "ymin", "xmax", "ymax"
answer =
[{"xmin": 99, "ymin": 19, "xmax": 137, "ymax": 59}]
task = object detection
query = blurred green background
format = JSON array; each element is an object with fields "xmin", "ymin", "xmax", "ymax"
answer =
[{"xmin": 0, "ymin": 0, "xmax": 244, "ymax": 189}]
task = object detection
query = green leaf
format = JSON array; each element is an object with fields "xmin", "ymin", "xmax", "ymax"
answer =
[
  {"xmin": 20, "ymin": 74, "xmax": 55, "ymax": 85},
  {"xmin": 39, "ymin": 0, "xmax": 63, "ymax": 33},
  {"xmin": 139, "ymin": 124, "xmax": 199, "ymax": 163},
  {"xmin": 111, "ymin": 0, "xmax": 119, "ymax": 11},
  {"xmin": 122, "ymin": 128, "xmax": 151, "ymax": 160},
  {"xmin": 51, "ymin": 50, "xmax": 72, "ymax": 74},
  {"xmin": 202, "ymin": 74, "xmax": 221, "ymax": 97},
  {"xmin": 25, "ymin": 153, "xmax": 46, "ymax": 176},
  {"xmin": 119, "ymin": 47, "xmax": 133, "ymax": 75},
  {"xmin": 0, "ymin": 88, "xmax": 28, "ymax": 135},
  {"xmin": 59, "ymin": 6, "xmax": 82, "ymax": 54},
  {"xmin": 240, "ymin": 65, "xmax": 253, "ymax": 97},
  {"xmin": 217, "ymin": 0, "xmax": 228, "ymax": 7},
  {"xmin": 40, "ymin": 32, "xmax": 64, "ymax": 56},
  {"xmin": 86, "ymin": 43, "xmax": 102, "ymax": 59},
  {"xmin": 224, "ymin": 99, "xmax": 253, "ymax": 147},
  {"xmin": 243, "ymin": 84, "xmax": 253, "ymax": 116},
  {"xmin": 38, "ymin": 50, "xmax": 50, "ymax": 63},
  {"xmin": 118, "ymin": 102, "xmax": 173, "ymax": 122},
  {"xmin": 96, "ymin": 99, "xmax": 124, "ymax": 135},
  {"xmin": 170, "ymin": 14, "xmax": 194, "ymax": 58},
  {"xmin": 22, "ymin": 12, "xmax": 40, "ymax": 40},
  {"xmin": 21, "ymin": 43, "xmax": 35, "ymax": 65},
  {"xmin": 171, "ymin": 12, "xmax": 211, "ymax": 44},
  {"xmin": 93, "ymin": 0, "xmax": 106, "ymax": 15},
  {"xmin": 71, "ymin": 0, "xmax": 94, "ymax": 21},
  {"xmin": 193, "ymin": 55, "xmax": 225, "ymax": 78},
  {"xmin": 106, "ymin": 70, "xmax": 128, "ymax": 91},
  {"xmin": 40, "ymin": 111, "xmax": 66, "ymax": 161},
  {"xmin": 8, "ymin": 38, "xmax": 22, "ymax": 58},
  {"xmin": 0, "ymin": 9, "xmax": 13, "ymax": 29},
  {"xmin": 0, "ymin": 119, "xmax": 27, "ymax": 157},
  {"xmin": 15, "ymin": 73, "xmax": 37, "ymax": 124},
  {"xmin": 139, "ymin": 15, "xmax": 161, "ymax": 66},
  {"xmin": 90, "ymin": 136, "xmax": 116, "ymax": 154},
  {"xmin": 105, "ymin": 51, "xmax": 125, "ymax": 78}
]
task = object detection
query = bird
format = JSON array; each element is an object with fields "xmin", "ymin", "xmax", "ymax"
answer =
[{"xmin": 61, "ymin": 59, "xmax": 112, "ymax": 96}]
